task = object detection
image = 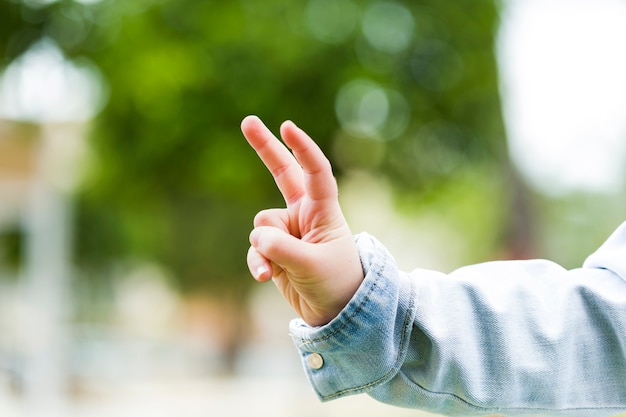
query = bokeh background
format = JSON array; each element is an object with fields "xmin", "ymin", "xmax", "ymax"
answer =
[{"xmin": 0, "ymin": 0, "xmax": 625, "ymax": 416}]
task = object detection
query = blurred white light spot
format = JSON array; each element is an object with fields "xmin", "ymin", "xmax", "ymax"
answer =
[
  {"xmin": 498, "ymin": 0, "xmax": 626, "ymax": 195},
  {"xmin": 362, "ymin": 2, "xmax": 414, "ymax": 53},
  {"xmin": 382, "ymin": 88, "xmax": 411, "ymax": 139},
  {"xmin": 359, "ymin": 89, "xmax": 389, "ymax": 131},
  {"xmin": 306, "ymin": 0, "xmax": 359, "ymax": 44},
  {"xmin": 0, "ymin": 38, "xmax": 106, "ymax": 124},
  {"xmin": 336, "ymin": 79, "xmax": 410, "ymax": 140},
  {"xmin": 336, "ymin": 80, "xmax": 388, "ymax": 137}
]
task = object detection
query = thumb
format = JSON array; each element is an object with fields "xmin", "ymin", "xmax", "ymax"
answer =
[{"xmin": 250, "ymin": 226, "xmax": 314, "ymax": 274}]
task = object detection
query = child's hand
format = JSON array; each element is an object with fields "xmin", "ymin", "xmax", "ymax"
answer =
[{"xmin": 241, "ymin": 115, "xmax": 364, "ymax": 327}]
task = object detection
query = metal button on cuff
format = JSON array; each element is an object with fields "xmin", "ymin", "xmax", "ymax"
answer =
[{"xmin": 307, "ymin": 353, "xmax": 324, "ymax": 370}]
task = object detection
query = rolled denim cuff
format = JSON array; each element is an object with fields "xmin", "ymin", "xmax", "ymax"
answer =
[{"xmin": 289, "ymin": 232, "xmax": 416, "ymax": 401}]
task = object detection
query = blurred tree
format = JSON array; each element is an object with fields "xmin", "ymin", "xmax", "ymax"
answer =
[{"xmin": 0, "ymin": 0, "xmax": 516, "ymax": 372}]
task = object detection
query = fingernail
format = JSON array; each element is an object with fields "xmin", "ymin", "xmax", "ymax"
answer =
[
  {"xmin": 254, "ymin": 265, "xmax": 269, "ymax": 280},
  {"xmin": 281, "ymin": 120, "xmax": 296, "ymax": 131}
]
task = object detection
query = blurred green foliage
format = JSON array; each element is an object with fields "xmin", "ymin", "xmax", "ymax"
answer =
[{"xmin": 0, "ymin": 0, "xmax": 506, "ymax": 293}]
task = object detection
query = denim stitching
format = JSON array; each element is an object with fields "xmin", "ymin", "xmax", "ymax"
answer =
[
  {"xmin": 296, "ymin": 251, "xmax": 389, "ymax": 346},
  {"xmin": 322, "ymin": 275, "xmax": 416, "ymax": 400}
]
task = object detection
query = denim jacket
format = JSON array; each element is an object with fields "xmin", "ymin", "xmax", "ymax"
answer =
[{"xmin": 289, "ymin": 222, "xmax": 626, "ymax": 416}]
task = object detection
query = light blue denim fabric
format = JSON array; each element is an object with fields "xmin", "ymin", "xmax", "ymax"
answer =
[{"xmin": 289, "ymin": 222, "xmax": 626, "ymax": 416}]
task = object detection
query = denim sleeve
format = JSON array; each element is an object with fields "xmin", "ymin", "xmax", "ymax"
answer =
[{"xmin": 289, "ymin": 222, "xmax": 626, "ymax": 417}]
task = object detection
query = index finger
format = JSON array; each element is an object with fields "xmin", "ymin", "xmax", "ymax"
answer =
[{"xmin": 241, "ymin": 115, "xmax": 305, "ymax": 204}]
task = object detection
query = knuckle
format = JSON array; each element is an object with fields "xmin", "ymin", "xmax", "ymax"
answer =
[{"xmin": 253, "ymin": 210, "xmax": 275, "ymax": 227}]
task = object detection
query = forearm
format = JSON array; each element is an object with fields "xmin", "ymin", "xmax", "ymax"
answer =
[{"xmin": 290, "ymin": 224, "xmax": 626, "ymax": 416}]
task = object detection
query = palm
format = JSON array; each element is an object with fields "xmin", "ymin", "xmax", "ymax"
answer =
[
  {"xmin": 279, "ymin": 200, "xmax": 350, "ymax": 317},
  {"xmin": 242, "ymin": 116, "xmax": 362, "ymax": 326}
]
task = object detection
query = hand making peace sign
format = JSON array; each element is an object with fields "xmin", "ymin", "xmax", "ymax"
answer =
[{"xmin": 241, "ymin": 115, "xmax": 364, "ymax": 326}]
